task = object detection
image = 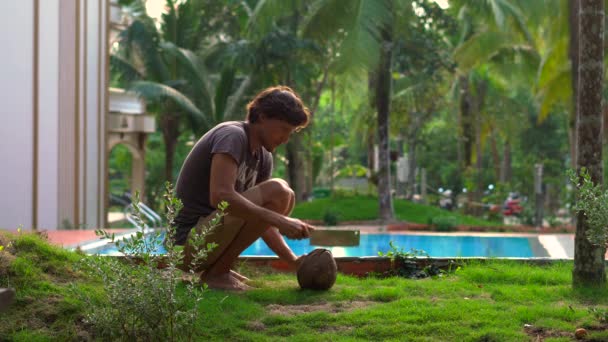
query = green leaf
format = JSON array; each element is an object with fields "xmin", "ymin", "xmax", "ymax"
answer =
[
  {"xmin": 159, "ymin": 42, "xmax": 214, "ymax": 118},
  {"xmin": 536, "ymin": 68, "xmax": 571, "ymax": 122},
  {"xmin": 222, "ymin": 76, "xmax": 253, "ymax": 122},
  {"xmin": 302, "ymin": 0, "xmax": 391, "ymax": 73},
  {"xmin": 453, "ymin": 31, "xmax": 513, "ymax": 72},
  {"xmin": 214, "ymin": 69, "xmax": 236, "ymax": 123},
  {"xmin": 246, "ymin": 0, "xmax": 298, "ymax": 37},
  {"xmin": 129, "ymin": 81, "xmax": 210, "ymax": 128}
]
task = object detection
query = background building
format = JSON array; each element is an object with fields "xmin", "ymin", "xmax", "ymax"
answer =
[{"xmin": 0, "ymin": 1, "xmax": 152, "ymax": 230}]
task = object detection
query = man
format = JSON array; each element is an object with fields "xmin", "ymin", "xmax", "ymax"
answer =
[{"xmin": 173, "ymin": 86, "xmax": 315, "ymax": 291}]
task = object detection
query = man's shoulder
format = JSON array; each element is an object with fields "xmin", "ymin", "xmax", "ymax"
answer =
[
  {"xmin": 212, "ymin": 121, "xmax": 245, "ymax": 134},
  {"xmin": 201, "ymin": 121, "xmax": 246, "ymax": 142}
]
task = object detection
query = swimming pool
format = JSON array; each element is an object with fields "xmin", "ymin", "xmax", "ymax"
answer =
[{"xmin": 88, "ymin": 232, "xmax": 549, "ymax": 258}]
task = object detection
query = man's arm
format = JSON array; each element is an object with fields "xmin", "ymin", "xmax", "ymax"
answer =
[
  {"xmin": 261, "ymin": 228, "xmax": 300, "ymax": 266},
  {"xmin": 209, "ymin": 153, "xmax": 311, "ymax": 239}
]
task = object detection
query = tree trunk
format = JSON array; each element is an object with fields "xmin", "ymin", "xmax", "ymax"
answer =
[
  {"xmin": 569, "ymin": 0, "xmax": 580, "ymax": 167},
  {"xmin": 489, "ymin": 128, "xmax": 501, "ymax": 181},
  {"xmin": 286, "ymin": 134, "xmax": 308, "ymax": 201},
  {"xmin": 459, "ymin": 75, "xmax": 474, "ymax": 168},
  {"xmin": 376, "ymin": 22, "xmax": 395, "ymax": 222},
  {"xmin": 283, "ymin": 45, "xmax": 308, "ymax": 201},
  {"xmin": 305, "ymin": 130, "xmax": 313, "ymax": 198},
  {"xmin": 473, "ymin": 110, "xmax": 483, "ymax": 216},
  {"xmin": 329, "ymin": 79, "xmax": 336, "ymax": 192},
  {"xmin": 499, "ymin": 140, "xmax": 512, "ymax": 183},
  {"xmin": 573, "ymin": 0, "xmax": 605, "ymax": 288},
  {"xmin": 160, "ymin": 114, "xmax": 179, "ymax": 184},
  {"xmin": 406, "ymin": 140, "xmax": 417, "ymax": 199}
]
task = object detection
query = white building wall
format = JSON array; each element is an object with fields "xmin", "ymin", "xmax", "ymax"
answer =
[
  {"xmin": 85, "ymin": 0, "xmax": 105, "ymax": 228},
  {"xmin": 0, "ymin": 0, "xmax": 108, "ymax": 230},
  {"xmin": 0, "ymin": 2, "xmax": 34, "ymax": 229},
  {"xmin": 38, "ymin": 0, "xmax": 60, "ymax": 229}
]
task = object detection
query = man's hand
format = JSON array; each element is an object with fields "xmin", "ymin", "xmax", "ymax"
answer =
[{"xmin": 278, "ymin": 217, "xmax": 315, "ymax": 240}]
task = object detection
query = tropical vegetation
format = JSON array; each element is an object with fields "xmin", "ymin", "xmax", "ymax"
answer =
[{"xmin": 107, "ymin": 0, "xmax": 608, "ymax": 285}]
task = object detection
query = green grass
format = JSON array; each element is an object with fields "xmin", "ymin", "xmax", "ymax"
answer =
[
  {"xmin": 0, "ymin": 232, "xmax": 98, "ymax": 341},
  {"xmin": 3, "ymin": 232, "xmax": 608, "ymax": 341},
  {"xmin": 292, "ymin": 195, "xmax": 497, "ymax": 226},
  {"xmin": 192, "ymin": 262, "xmax": 608, "ymax": 341}
]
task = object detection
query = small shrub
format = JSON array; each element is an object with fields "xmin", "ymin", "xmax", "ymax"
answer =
[
  {"xmin": 322, "ymin": 210, "xmax": 340, "ymax": 226},
  {"xmin": 589, "ymin": 307, "xmax": 608, "ymax": 323},
  {"xmin": 568, "ymin": 168, "xmax": 608, "ymax": 245},
  {"xmin": 519, "ymin": 203, "xmax": 535, "ymax": 226},
  {"xmin": 378, "ymin": 241, "xmax": 452, "ymax": 278},
  {"xmin": 79, "ymin": 182, "xmax": 225, "ymax": 341},
  {"xmin": 431, "ymin": 216, "xmax": 457, "ymax": 232},
  {"xmin": 546, "ymin": 215, "xmax": 560, "ymax": 228}
]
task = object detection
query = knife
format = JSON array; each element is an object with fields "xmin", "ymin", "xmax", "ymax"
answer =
[{"xmin": 309, "ymin": 229, "xmax": 360, "ymax": 247}]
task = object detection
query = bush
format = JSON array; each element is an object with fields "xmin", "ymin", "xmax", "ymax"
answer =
[
  {"xmin": 79, "ymin": 182, "xmax": 225, "ymax": 340},
  {"xmin": 322, "ymin": 210, "xmax": 340, "ymax": 226},
  {"xmin": 568, "ymin": 168, "xmax": 608, "ymax": 244},
  {"xmin": 431, "ymin": 216, "xmax": 457, "ymax": 232}
]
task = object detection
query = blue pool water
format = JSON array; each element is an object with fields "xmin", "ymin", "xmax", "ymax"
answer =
[{"xmin": 90, "ymin": 232, "xmax": 541, "ymax": 258}]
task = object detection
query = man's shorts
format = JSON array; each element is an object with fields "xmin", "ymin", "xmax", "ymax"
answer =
[{"xmin": 185, "ymin": 213, "xmax": 247, "ymax": 270}]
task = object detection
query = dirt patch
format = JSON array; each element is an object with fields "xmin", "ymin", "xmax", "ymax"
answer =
[
  {"xmin": 0, "ymin": 252, "xmax": 16, "ymax": 277},
  {"xmin": 246, "ymin": 321, "xmax": 267, "ymax": 331},
  {"xmin": 266, "ymin": 300, "xmax": 374, "ymax": 316},
  {"xmin": 524, "ymin": 326, "xmax": 572, "ymax": 341},
  {"xmin": 522, "ymin": 325, "xmax": 608, "ymax": 341}
]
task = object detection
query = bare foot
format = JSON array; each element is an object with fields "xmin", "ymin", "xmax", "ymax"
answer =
[
  {"xmin": 201, "ymin": 272, "xmax": 253, "ymax": 291},
  {"xmin": 230, "ymin": 270, "xmax": 250, "ymax": 282}
]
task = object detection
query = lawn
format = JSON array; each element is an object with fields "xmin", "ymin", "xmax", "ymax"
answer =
[
  {"xmin": 292, "ymin": 195, "xmax": 498, "ymax": 227},
  {"xmin": 2, "ymin": 231, "xmax": 608, "ymax": 340}
]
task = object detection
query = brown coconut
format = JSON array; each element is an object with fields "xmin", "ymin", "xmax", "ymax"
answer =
[{"xmin": 297, "ymin": 248, "xmax": 337, "ymax": 290}]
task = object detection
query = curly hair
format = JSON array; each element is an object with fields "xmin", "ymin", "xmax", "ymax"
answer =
[{"xmin": 246, "ymin": 86, "xmax": 310, "ymax": 129}]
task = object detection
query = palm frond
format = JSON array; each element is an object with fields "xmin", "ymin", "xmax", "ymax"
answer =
[
  {"xmin": 223, "ymin": 76, "xmax": 253, "ymax": 122},
  {"xmin": 160, "ymin": 0, "xmax": 179, "ymax": 44},
  {"xmin": 129, "ymin": 81, "xmax": 211, "ymax": 129},
  {"xmin": 110, "ymin": 54, "xmax": 144, "ymax": 83},
  {"xmin": 302, "ymin": 0, "xmax": 354, "ymax": 40},
  {"xmin": 488, "ymin": 0, "xmax": 506, "ymax": 29},
  {"xmin": 536, "ymin": 37, "xmax": 568, "ymax": 90},
  {"xmin": 120, "ymin": 19, "xmax": 170, "ymax": 81},
  {"xmin": 453, "ymin": 30, "xmax": 513, "ymax": 72},
  {"xmin": 536, "ymin": 69, "xmax": 571, "ymax": 122},
  {"xmin": 159, "ymin": 42, "xmax": 214, "ymax": 116},
  {"xmin": 214, "ymin": 69, "xmax": 236, "ymax": 123},
  {"xmin": 495, "ymin": 0, "xmax": 535, "ymax": 47},
  {"xmin": 331, "ymin": 0, "xmax": 391, "ymax": 73},
  {"xmin": 246, "ymin": 0, "xmax": 297, "ymax": 37}
]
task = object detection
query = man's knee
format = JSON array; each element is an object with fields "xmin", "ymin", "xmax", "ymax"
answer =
[{"xmin": 260, "ymin": 178, "xmax": 294, "ymax": 208}]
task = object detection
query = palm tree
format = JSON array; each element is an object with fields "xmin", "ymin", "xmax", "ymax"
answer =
[
  {"xmin": 112, "ymin": 1, "xmax": 209, "ymax": 184},
  {"xmin": 450, "ymin": 0, "xmax": 541, "ymax": 213},
  {"xmin": 248, "ymin": 0, "xmax": 388, "ymax": 199},
  {"xmin": 300, "ymin": 0, "xmax": 395, "ymax": 220},
  {"xmin": 112, "ymin": 0, "xmax": 253, "ymax": 184},
  {"xmin": 573, "ymin": 0, "xmax": 605, "ymax": 287},
  {"xmin": 112, "ymin": 23, "xmax": 202, "ymax": 184}
]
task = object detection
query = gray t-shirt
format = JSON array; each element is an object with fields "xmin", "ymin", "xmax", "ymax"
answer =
[{"xmin": 173, "ymin": 121, "xmax": 272, "ymax": 244}]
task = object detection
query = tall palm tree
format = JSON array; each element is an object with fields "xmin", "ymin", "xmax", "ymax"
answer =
[
  {"xmin": 300, "ymin": 0, "xmax": 395, "ymax": 220},
  {"xmin": 450, "ymin": 0, "xmax": 540, "ymax": 212},
  {"xmin": 246, "ymin": 0, "xmax": 378, "ymax": 201},
  {"xmin": 112, "ymin": 18, "xmax": 203, "ymax": 183},
  {"xmin": 532, "ymin": 0, "xmax": 580, "ymax": 165},
  {"xmin": 112, "ymin": 0, "xmax": 253, "ymax": 184},
  {"xmin": 573, "ymin": 0, "xmax": 605, "ymax": 287}
]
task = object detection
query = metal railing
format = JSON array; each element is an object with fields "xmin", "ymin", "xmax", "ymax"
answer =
[{"xmin": 124, "ymin": 202, "xmax": 163, "ymax": 229}]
